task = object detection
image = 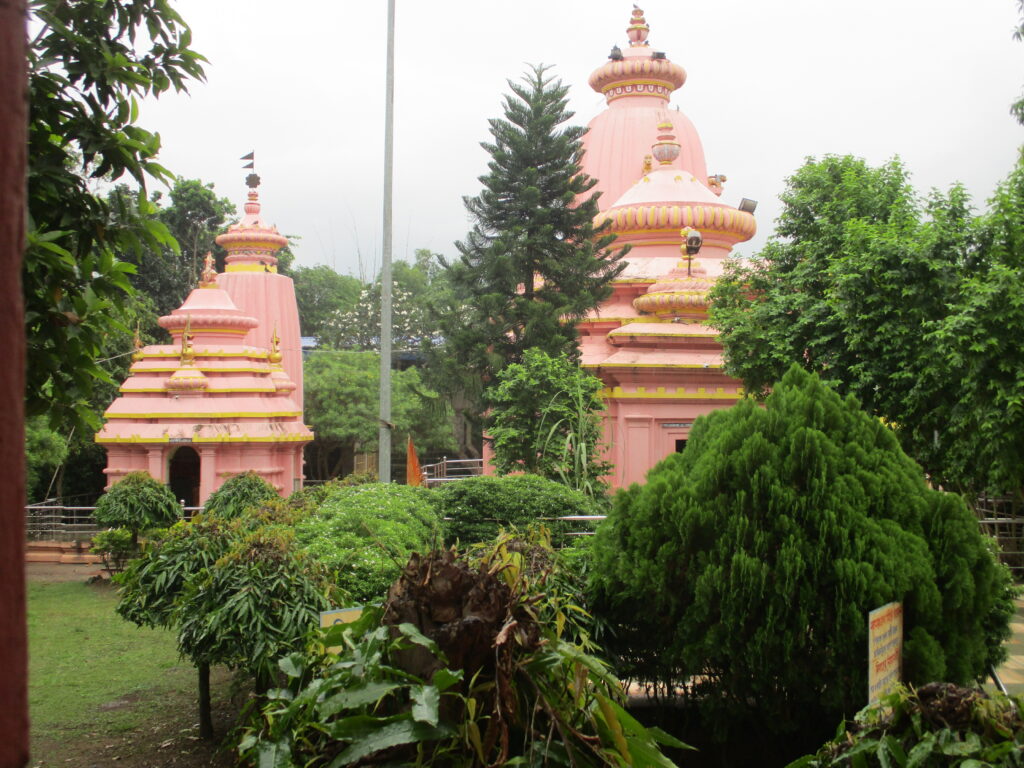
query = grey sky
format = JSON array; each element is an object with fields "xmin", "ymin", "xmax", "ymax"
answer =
[{"xmin": 137, "ymin": 0, "xmax": 1023, "ymax": 278}]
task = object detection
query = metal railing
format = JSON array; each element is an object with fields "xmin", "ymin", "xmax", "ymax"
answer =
[
  {"xmin": 975, "ymin": 495, "xmax": 1024, "ymax": 580},
  {"xmin": 25, "ymin": 504, "xmax": 204, "ymax": 543},
  {"xmin": 421, "ymin": 457, "xmax": 484, "ymax": 488}
]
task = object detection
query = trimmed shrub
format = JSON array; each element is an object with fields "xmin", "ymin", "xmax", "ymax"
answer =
[
  {"xmin": 434, "ymin": 474, "xmax": 602, "ymax": 546},
  {"xmin": 93, "ymin": 471, "xmax": 180, "ymax": 545},
  {"xmin": 203, "ymin": 471, "xmax": 279, "ymax": 519},
  {"xmin": 589, "ymin": 365, "xmax": 1013, "ymax": 737},
  {"xmin": 294, "ymin": 483, "xmax": 441, "ymax": 604}
]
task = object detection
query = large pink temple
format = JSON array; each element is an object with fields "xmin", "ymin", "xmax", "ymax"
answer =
[
  {"xmin": 578, "ymin": 8, "xmax": 756, "ymax": 487},
  {"xmin": 95, "ymin": 180, "xmax": 310, "ymax": 504}
]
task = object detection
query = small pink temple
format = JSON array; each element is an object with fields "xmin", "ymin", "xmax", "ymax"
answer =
[
  {"xmin": 578, "ymin": 7, "xmax": 756, "ymax": 487},
  {"xmin": 95, "ymin": 180, "xmax": 310, "ymax": 504}
]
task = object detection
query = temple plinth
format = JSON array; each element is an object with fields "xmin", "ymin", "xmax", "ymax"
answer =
[{"xmin": 578, "ymin": 8, "xmax": 756, "ymax": 488}]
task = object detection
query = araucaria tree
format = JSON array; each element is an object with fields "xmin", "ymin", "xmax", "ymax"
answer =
[
  {"xmin": 446, "ymin": 64, "xmax": 626, "ymax": 378},
  {"xmin": 589, "ymin": 366, "xmax": 1013, "ymax": 739}
]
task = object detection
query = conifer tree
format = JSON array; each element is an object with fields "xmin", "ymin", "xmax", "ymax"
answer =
[
  {"xmin": 445, "ymin": 64, "xmax": 626, "ymax": 379},
  {"xmin": 589, "ymin": 365, "xmax": 1014, "ymax": 740}
]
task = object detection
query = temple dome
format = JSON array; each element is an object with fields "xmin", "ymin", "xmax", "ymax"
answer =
[{"xmin": 215, "ymin": 184, "xmax": 288, "ymax": 272}]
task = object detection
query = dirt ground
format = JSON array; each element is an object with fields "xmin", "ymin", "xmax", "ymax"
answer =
[{"xmin": 26, "ymin": 563, "xmax": 241, "ymax": 768}]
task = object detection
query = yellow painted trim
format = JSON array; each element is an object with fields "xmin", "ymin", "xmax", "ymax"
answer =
[
  {"xmin": 225, "ymin": 264, "xmax": 279, "ymax": 273},
  {"xmin": 164, "ymin": 327, "xmax": 249, "ymax": 335},
  {"xmin": 96, "ymin": 434, "xmax": 312, "ymax": 444},
  {"xmin": 579, "ymin": 316, "xmax": 672, "ymax": 325},
  {"xmin": 105, "ymin": 411, "xmax": 302, "ymax": 419},
  {"xmin": 138, "ymin": 351, "xmax": 270, "ymax": 359},
  {"xmin": 136, "ymin": 367, "xmax": 270, "ymax": 374},
  {"xmin": 119, "ymin": 387, "xmax": 277, "ymax": 394},
  {"xmin": 589, "ymin": 363, "xmax": 724, "ymax": 369},
  {"xmin": 598, "ymin": 385, "xmax": 744, "ymax": 400},
  {"xmin": 608, "ymin": 332, "xmax": 714, "ymax": 338}
]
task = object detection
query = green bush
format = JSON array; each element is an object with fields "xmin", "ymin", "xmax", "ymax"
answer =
[
  {"xmin": 294, "ymin": 483, "xmax": 441, "ymax": 604},
  {"xmin": 434, "ymin": 474, "xmax": 602, "ymax": 546},
  {"xmin": 203, "ymin": 471, "xmax": 279, "ymax": 519},
  {"xmin": 589, "ymin": 365, "xmax": 1013, "ymax": 737},
  {"xmin": 90, "ymin": 527, "xmax": 135, "ymax": 574},
  {"xmin": 93, "ymin": 471, "xmax": 180, "ymax": 546},
  {"xmin": 788, "ymin": 683, "xmax": 1024, "ymax": 767}
]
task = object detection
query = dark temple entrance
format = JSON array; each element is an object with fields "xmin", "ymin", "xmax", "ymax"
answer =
[{"xmin": 168, "ymin": 446, "xmax": 200, "ymax": 508}]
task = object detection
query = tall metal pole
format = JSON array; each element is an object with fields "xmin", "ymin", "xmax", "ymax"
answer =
[{"xmin": 378, "ymin": 0, "xmax": 395, "ymax": 482}]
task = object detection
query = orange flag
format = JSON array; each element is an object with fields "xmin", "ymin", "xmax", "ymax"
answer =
[{"xmin": 406, "ymin": 435, "xmax": 422, "ymax": 486}]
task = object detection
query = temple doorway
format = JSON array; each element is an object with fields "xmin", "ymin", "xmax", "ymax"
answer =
[{"xmin": 168, "ymin": 446, "xmax": 200, "ymax": 508}]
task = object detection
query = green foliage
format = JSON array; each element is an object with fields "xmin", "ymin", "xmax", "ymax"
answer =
[
  {"xmin": 240, "ymin": 538, "xmax": 686, "ymax": 767},
  {"xmin": 114, "ymin": 178, "xmax": 237, "ymax": 318},
  {"xmin": 445, "ymin": 64, "xmax": 627, "ymax": 380},
  {"xmin": 293, "ymin": 483, "xmax": 441, "ymax": 604},
  {"xmin": 788, "ymin": 683, "xmax": 1024, "ymax": 768},
  {"xmin": 291, "ymin": 264, "xmax": 362, "ymax": 340},
  {"xmin": 202, "ymin": 471, "xmax": 279, "ymax": 519},
  {"xmin": 93, "ymin": 471, "xmax": 180, "ymax": 542},
  {"xmin": 90, "ymin": 527, "xmax": 135, "ymax": 574},
  {"xmin": 434, "ymin": 474, "xmax": 601, "ymax": 546},
  {"xmin": 25, "ymin": 414, "xmax": 68, "ymax": 500},
  {"xmin": 176, "ymin": 525, "xmax": 340, "ymax": 691},
  {"xmin": 589, "ymin": 365, "xmax": 1012, "ymax": 737},
  {"xmin": 303, "ymin": 350, "xmax": 455, "ymax": 481},
  {"xmin": 709, "ymin": 152, "xmax": 1024, "ymax": 496},
  {"xmin": 116, "ymin": 499, "xmax": 326, "ymax": 733},
  {"xmin": 26, "ymin": 0, "xmax": 205, "ymax": 432},
  {"xmin": 487, "ymin": 348, "xmax": 611, "ymax": 494}
]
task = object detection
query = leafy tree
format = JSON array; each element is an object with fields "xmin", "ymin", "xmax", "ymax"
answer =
[
  {"xmin": 486, "ymin": 348, "xmax": 610, "ymax": 494},
  {"xmin": 1013, "ymin": 0, "xmax": 1024, "ymax": 123},
  {"xmin": 589, "ymin": 366, "xmax": 1013, "ymax": 739},
  {"xmin": 293, "ymin": 483, "xmax": 441, "ymax": 603},
  {"xmin": 291, "ymin": 264, "xmax": 362, "ymax": 340},
  {"xmin": 93, "ymin": 470, "xmax": 181, "ymax": 547},
  {"xmin": 303, "ymin": 350, "xmax": 455, "ymax": 481},
  {"xmin": 26, "ymin": 0, "xmax": 205, "ymax": 432},
  {"xmin": 445, "ymin": 64, "xmax": 627, "ymax": 380},
  {"xmin": 111, "ymin": 179, "xmax": 236, "ymax": 317},
  {"xmin": 708, "ymin": 154, "xmax": 1004, "ymax": 494},
  {"xmin": 116, "ymin": 499, "xmax": 331, "ymax": 737},
  {"xmin": 929, "ymin": 149, "xmax": 1024, "ymax": 497},
  {"xmin": 24, "ymin": 415, "xmax": 68, "ymax": 501}
]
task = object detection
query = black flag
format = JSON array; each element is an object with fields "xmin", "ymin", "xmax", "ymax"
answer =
[{"xmin": 241, "ymin": 151, "xmax": 254, "ymax": 168}]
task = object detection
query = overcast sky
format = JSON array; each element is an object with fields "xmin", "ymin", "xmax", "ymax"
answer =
[{"xmin": 136, "ymin": 0, "xmax": 1023, "ymax": 278}]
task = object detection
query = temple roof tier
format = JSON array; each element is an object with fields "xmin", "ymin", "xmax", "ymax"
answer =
[{"xmin": 215, "ymin": 189, "xmax": 289, "ymax": 272}]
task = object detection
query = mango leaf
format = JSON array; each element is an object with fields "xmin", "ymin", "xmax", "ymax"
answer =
[
  {"xmin": 318, "ymin": 682, "xmax": 402, "ymax": 719},
  {"xmin": 327, "ymin": 720, "xmax": 451, "ymax": 767}
]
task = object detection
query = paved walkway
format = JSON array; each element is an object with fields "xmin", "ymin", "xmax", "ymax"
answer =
[{"xmin": 994, "ymin": 596, "xmax": 1024, "ymax": 695}]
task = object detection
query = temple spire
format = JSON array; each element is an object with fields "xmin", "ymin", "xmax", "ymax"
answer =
[{"xmin": 627, "ymin": 5, "xmax": 650, "ymax": 47}]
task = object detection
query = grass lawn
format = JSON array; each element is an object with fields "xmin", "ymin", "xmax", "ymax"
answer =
[{"xmin": 27, "ymin": 575, "xmax": 236, "ymax": 767}]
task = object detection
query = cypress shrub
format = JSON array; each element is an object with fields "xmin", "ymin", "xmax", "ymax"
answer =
[
  {"xmin": 93, "ymin": 470, "xmax": 180, "ymax": 546},
  {"xmin": 434, "ymin": 474, "xmax": 602, "ymax": 546},
  {"xmin": 589, "ymin": 365, "xmax": 1013, "ymax": 736}
]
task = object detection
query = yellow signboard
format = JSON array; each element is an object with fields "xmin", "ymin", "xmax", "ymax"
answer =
[
  {"xmin": 319, "ymin": 607, "xmax": 363, "ymax": 629},
  {"xmin": 868, "ymin": 601, "xmax": 903, "ymax": 703},
  {"xmin": 320, "ymin": 607, "xmax": 364, "ymax": 654}
]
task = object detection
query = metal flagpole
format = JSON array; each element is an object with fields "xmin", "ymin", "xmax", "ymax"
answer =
[{"xmin": 378, "ymin": 0, "xmax": 395, "ymax": 482}]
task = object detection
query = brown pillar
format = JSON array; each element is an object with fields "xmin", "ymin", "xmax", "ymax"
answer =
[{"xmin": 0, "ymin": 2, "xmax": 29, "ymax": 766}]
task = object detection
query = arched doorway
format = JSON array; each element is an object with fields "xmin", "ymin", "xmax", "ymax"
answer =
[{"xmin": 168, "ymin": 446, "xmax": 200, "ymax": 508}]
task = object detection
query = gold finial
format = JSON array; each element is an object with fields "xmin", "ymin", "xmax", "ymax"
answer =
[
  {"xmin": 180, "ymin": 315, "xmax": 196, "ymax": 365},
  {"xmin": 200, "ymin": 252, "xmax": 217, "ymax": 287},
  {"xmin": 268, "ymin": 323, "xmax": 283, "ymax": 365},
  {"xmin": 131, "ymin": 322, "xmax": 144, "ymax": 362},
  {"xmin": 642, "ymin": 154, "xmax": 653, "ymax": 175}
]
